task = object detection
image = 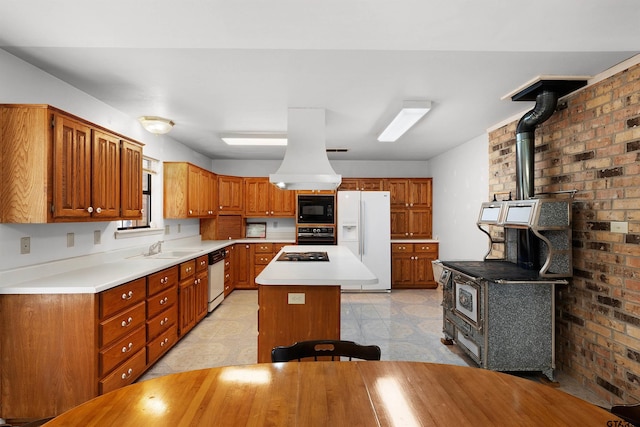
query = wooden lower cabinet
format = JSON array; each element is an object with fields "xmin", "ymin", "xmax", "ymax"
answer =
[
  {"xmin": 391, "ymin": 242, "xmax": 439, "ymax": 289},
  {"xmin": 257, "ymin": 285, "xmax": 340, "ymax": 363},
  {"xmin": 0, "ymin": 257, "xmax": 212, "ymax": 420},
  {"xmin": 224, "ymin": 246, "xmax": 234, "ymax": 296}
]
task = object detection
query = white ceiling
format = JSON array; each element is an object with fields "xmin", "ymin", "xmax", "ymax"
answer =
[{"xmin": 0, "ymin": 0, "xmax": 638, "ymax": 161}]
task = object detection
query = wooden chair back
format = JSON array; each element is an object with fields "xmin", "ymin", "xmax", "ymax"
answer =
[{"xmin": 271, "ymin": 340, "xmax": 381, "ymax": 362}]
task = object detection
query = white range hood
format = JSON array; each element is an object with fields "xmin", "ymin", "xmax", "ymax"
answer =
[{"xmin": 269, "ymin": 108, "xmax": 341, "ymax": 190}]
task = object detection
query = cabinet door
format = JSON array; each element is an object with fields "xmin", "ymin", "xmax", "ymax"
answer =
[
  {"xmin": 408, "ymin": 209, "xmax": 432, "ymax": 239},
  {"xmin": 391, "ymin": 253, "xmax": 413, "ymax": 288},
  {"xmin": 218, "ymin": 175, "xmax": 243, "ymax": 214},
  {"xmin": 409, "ymin": 178, "xmax": 432, "ymax": 208},
  {"xmin": 390, "ymin": 208, "xmax": 410, "ymax": 239},
  {"xmin": 195, "ymin": 270, "xmax": 208, "ymax": 322},
  {"xmin": 234, "ymin": 244, "xmax": 253, "ymax": 289},
  {"xmin": 92, "ymin": 130, "xmax": 121, "ymax": 218},
  {"xmin": 187, "ymin": 165, "xmax": 202, "ymax": 217},
  {"xmin": 53, "ymin": 114, "xmax": 93, "ymax": 218},
  {"xmin": 385, "ymin": 179, "xmax": 410, "ymax": 208},
  {"xmin": 338, "ymin": 178, "xmax": 358, "ymax": 191},
  {"xmin": 179, "ymin": 279, "xmax": 196, "ymax": 336},
  {"xmin": 270, "ymin": 185, "xmax": 296, "ymax": 216},
  {"xmin": 120, "ymin": 140, "xmax": 142, "ymax": 219},
  {"xmin": 358, "ymin": 179, "xmax": 384, "ymax": 191},
  {"xmin": 202, "ymin": 171, "xmax": 216, "ymax": 216},
  {"xmin": 413, "ymin": 255, "xmax": 435, "ymax": 287},
  {"xmin": 244, "ymin": 178, "xmax": 270, "ymax": 216}
]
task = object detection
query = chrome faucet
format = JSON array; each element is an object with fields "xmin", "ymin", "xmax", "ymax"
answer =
[{"xmin": 148, "ymin": 240, "xmax": 164, "ymax": 255}]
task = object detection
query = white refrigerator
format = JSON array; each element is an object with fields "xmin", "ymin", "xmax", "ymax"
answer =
[{"xmin": 337, "ymin": 191, "xmax": 391, "ymax": 291}]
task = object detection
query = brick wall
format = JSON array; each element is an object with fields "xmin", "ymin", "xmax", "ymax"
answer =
[{"xmin": 488, "ymin": 62, "xmax": 640, "ymax": 404}]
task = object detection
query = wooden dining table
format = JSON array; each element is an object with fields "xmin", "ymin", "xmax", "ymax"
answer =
[{"xmin": 43, "ymin": 361, "xmax": 620, "ymax": 426}]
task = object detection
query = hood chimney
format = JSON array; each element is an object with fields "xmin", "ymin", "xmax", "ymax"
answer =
[{"xmin": 269, "ymin": 108, "xmax": 341, "ymax": 190}]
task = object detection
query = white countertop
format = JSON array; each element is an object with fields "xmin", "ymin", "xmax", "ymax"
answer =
[
  {"xmin": 0, "ymin": 237, "xmax": 296, "ymax": 295},
  {"xmin": 390, "ymin": 239, "xmax": 439, "ymax": 243},
  {"xmin": 255, "ymin": 245, "xmax": 378, "ymax": 286}
]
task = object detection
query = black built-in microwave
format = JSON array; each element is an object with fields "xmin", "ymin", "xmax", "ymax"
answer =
[{"xmin": 297, "ymin": 195, "xmax": 335, "ymax": 224}]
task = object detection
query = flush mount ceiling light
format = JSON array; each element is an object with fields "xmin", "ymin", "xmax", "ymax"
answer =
[
  {"xmin": 138, "ymin": 116, "xmax": 175, "ymax": 135},
  {"xmin": 221, "ymin": 134, "xmax": 288, "ymax": 146},
  {"xmin": 377, "ymin": 100, "xmax": 432, "ymax": 142}
]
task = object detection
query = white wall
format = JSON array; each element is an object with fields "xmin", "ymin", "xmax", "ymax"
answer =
[
  {"xmin": 428, "ymin": 133, "xmax": 489, "ymax": 260},
  {"xmin": 0, "ymin": 50, "xmax": 208, "ymax": 270},
  {"xmin": 211, "ymin": 160, "xmax": 430, "ymax": 177}
]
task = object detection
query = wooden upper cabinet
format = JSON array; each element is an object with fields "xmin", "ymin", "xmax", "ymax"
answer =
[
  {"xmin": 244, "ymin": 177, "xmax": 295, "ymax": 217},
  {"xmin": 164, "ymin": 162, "xmax": 216, "ymax": 219},
  {"xmin": 91, "ymin": 129, "xmax": 121, "ymax": 219},
  {"xmin": 218, "ymin": 175, "xmax": 243, "ymax": 214},
  {"xmin": 338, "ymin": 178, "xmax": 384, "ymax": 191},
  {"xmin": 270, "ymin": 185, "xmax": 295, "ymax": 216},
  {"xmin": 0, "ymin": 104, "xmax": 143, "ymax": 223},
  {"xmin": 53, "ymin": 113, "xmax": 93, "ymax": 219},
  {"xmin": 120, "ymin": 140, "xmax": 143, "ymax": 219},
  {"xmin": 409, "ymin": 178, "xmax": 432, "ymax": 208},
  {"xmin": 385, "ymin": 179, "xmax": 410, "ymax": 207}
]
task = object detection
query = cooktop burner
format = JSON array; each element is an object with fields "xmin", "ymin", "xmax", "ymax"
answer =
[{"xmin": 276, "ymin": 251, "xmax": 330, "ymax": 262}]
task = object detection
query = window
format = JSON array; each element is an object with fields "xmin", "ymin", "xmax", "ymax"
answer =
[{"xmin": 118, "ymin": 156, "xmax": 157, "ymax": 230}]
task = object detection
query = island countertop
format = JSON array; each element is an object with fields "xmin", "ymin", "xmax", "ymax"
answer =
[{"xmin": 255, "ymin": 245, "xmax": 378, "ymax": 286}]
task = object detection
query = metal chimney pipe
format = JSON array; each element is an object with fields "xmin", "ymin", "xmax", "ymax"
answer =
[{"xmin": 515, "ymin": 90, "xmax": 558, "ymax": 200}]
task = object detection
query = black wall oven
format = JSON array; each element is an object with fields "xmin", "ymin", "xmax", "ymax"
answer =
[{"xmin": 297, "ymin": 195, "xmax": 335, "ymax": 224}]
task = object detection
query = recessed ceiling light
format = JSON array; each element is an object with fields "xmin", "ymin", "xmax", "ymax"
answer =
[{"xmin": 221, "ymin": 134, "xmax": 287, "ymax": 146}]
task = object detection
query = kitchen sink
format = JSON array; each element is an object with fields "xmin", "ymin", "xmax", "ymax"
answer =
[
  {"xmin": 127, "ymin": 250, "xmax": 200, "ymax": 260},
  {"xmin": 150, "ymin": 250, "xmax": 200, "ymax": 259}
]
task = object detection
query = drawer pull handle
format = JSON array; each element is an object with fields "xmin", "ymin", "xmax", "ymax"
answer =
[
  {"xmin": 121, "ymin": 368, "xmax": 133, "ymax": 380},
  {"xmin": 121, "ymin": 342, "xmax": 133, "ymax": 353},
  {"xmin": 160, "ymin": 338, "xmax": 169, "ymax": 347},
  {"xmin": 160, "ymin": 297, "xmax": 168, "ymax": 305},
  {"xmin": 160, "ymin": 317, "xmax": 169, "ymax": 326},
  {"xmin": 121, "ymin": 291, "xmax": 133, "ymax": 300},
  {"xmin": 121, "ymin": 317, "xmax": 133, "ymax": 327}
]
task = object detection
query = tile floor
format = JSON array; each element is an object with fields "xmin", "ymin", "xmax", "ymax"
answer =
[{"xmin": 138, "ymin": 288, "xmax": 609, "ymax": 408}]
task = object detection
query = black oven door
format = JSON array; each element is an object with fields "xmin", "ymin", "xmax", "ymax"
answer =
[{"xmin": 297, "ymin": 195, "xmax": 335, "ymax": 224}]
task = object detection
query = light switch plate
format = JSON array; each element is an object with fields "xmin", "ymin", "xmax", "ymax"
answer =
[
  {"xmin": 20, "ymin": 236, "xmax": 30, "ymax": 254},
  {"xmin": 67, "ymin": 232, "xmax": 75, "ymax": 247},
  {"xmin": 288, "ymin": 293, "xmax": 305, "ymax": 304},
  {"xmin": 611, "ymin": 221, "xmax": 628, "ymax": 233}
]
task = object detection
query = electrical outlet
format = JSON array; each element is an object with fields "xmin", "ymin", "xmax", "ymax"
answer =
[
  {"xmin": 273, "ymin": 221, "xmax": 278, "ymax": 229},
  {"xmin": 20, "ymin": 237, "xmax": 30, "ymax": 254},
  {"xmin": 178, "ymin": 223, "xmax": 181, "ymax": 233},
  {"xmin": 288, "ymin": 293, "xmax": 305, "ymax": 305},
  {"xmin": 165, "ymin": 225, "xmax": 170, "ymax": 234},
  {"xmin": 67, "ymin": 232, "xmax": 75, "ymax": 248},
  {"xmin": 94, "ymin": 230, "xmax": 101, "ymax": 245}
]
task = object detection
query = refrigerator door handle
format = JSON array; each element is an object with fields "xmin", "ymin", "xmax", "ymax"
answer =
[{"xmin": 360, "ymin": 199, "xmax": 365, "ymax": 255}]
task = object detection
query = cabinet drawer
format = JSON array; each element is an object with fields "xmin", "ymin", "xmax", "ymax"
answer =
[
  {"xmin": 147, "ymin": 266, "xmax": 179, "ymax": 296},
  {"xmin": 414, "ymin": 243, "xmax": 438, "ymax": 254},
  {"xmin": 391, "ymin": 243, "xmax": 414, "ymax": 253},
  {"xmin": 147, "ymin": 324, "xmax": 178, "ymax": 364},
  {"xmin": 254, "ymin": 253, "xmax": 272, "ymax": 265},
  {"xmin": 147, "ymin": 304, "xmax": 178, "ymax": 340},
  {"xmin": 99, "ymin": 325, "xmax": 146, "ymax": 377},
  {"xmin": 99, "ymin": 301, "xmax": 146, "ymax": 346},
  {"xmin": 254, "ymin": 243, "xmax": 273, "ymax": 253},
  {"xmin": 196, "ymin": 255, "xmax": 208, "ymax": 272},
  {"xmin": 179, "ymin": 259, "xmax": 196, "ymax": 279},
  {"xmin": 99, "ymin": 277, "xmax": 146, "ymax": 319},
  {"xmin": 146, "ymin": 285, "xmax": 178, "ymax": 319},
  {"xmin": 99, "ymin": 348, "xmax": 146, "ymax": 395}
]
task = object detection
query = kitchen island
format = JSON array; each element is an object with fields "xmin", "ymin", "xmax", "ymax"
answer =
[{"xmin": 255, "ymin": 245, "xmax": 377, "ymax": 362}]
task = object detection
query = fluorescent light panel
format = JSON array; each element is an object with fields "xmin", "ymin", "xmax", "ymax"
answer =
[
  {"xmin": 377, "ymin": 100, "xmax": 431, "ymax": 142},
  {"xmin": 221, "ymin": 135, "xmax": 287, "ymax": 146}
]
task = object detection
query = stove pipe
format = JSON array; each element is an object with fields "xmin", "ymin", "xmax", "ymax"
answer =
[{"xmin": 514, "ymin": 90, "xmax": 558, "ymax": 270}]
